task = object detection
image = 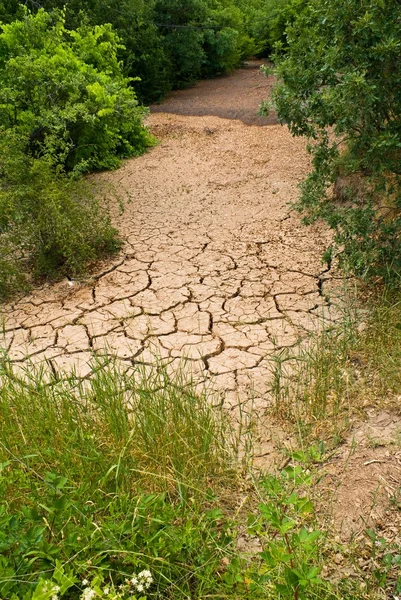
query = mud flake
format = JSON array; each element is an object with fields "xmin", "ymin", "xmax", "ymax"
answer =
[
  {"xmin": 172, "ymin": 338, "xmax": 221, "ymax": 359},
  {"xmin": 48, "ymin": 308, "xmax": 83, "ymax": 329},
  {"xmin": 133, "ymin": 288, "xmax": 190, "ymax": 313},
  {"xmin": 160, "ymin": 332, "xmax": 218, "ymax": 356},
  {"xmin": 51, "ymin": 352, "xmax": 93, "ymax": 378},
  {"xmin": 95, "ymin": 270, "xmax": 149, "ymax": 302},
  {"xmin": 117, "ymin": 258, "xmax": 149, "ymax": 273},
  {"xmin": 150, "ymin": 273, "xmax": 195, "ymax": 291},
  {"xmin": 266, "ymin": 319, "xmax": 300, "ymax": 347},
  {"xmin": 105, "ymin": 299, "xmax": 141, "ymax": 320},
  {"xmin": 188, "ymin": 283, "xmax": 215, "ymax": 302},
  {"xmin": 165, "ymin": 357, "xmax": 207, "ymax": 381},
  {"xmin": 208, "ymin": 348, "xmax": 259, "ymax": 374},
  {"xmin": 64, "ymin": 287, "xmax": 94, "ymax": 310},
  {"xmin": 239, "ymin": 281, "xmax": 267, "ymax": 298},
  {"xmin": 224, "ymin": 296, "xmax": 280, "ymax": 324},
  {"xmin": 177, "ymin": 312, "xmax": 210, "ymax": 335},
  {"xmin": 79, "ymin": 310, "xmax": 120, "ymax": 338},
  {"xmin": 193, "ymin": 250, "xmax": 235, "ymax": 274},
  {"xmin": 271, "ymin": 271, "xmax": 317, "ymax": 295},
  {"xmin": 151, "ymin": 259, "xmax": 198, "ymax": 277},
  {"xmin": 310, "ymin": 303, "xmax": 343, "ymax": 324},
  {"xmin": 237, "ymin": 365, "xmax": 274, "ymax": 396},
  {"xmin": 275, "ymin": 292, "xmax": 321, "ymax": 313},
  {"xmin": 92, "ymin": 332, "xmax": 142, "ymax": 359},
  {"xmin": 173, "ymin": 302, "xmax": 199, "ymax": 320},
  {"xmin": 57, "ymin": 325, "xmax": 90, "ymax": 353},
  {"xmin": 7, "ymin": 329, "xmax": 31, "ymax": 360},
  {"xmin": 0, "ymin": 328, "xmax": 18, "ymax": 351},
  {"xmin": 285, "ymin": 310, "xmax": 321, "ymax": 333},
  {"xmin": 125, "ymin": 312, "xmax": 175, "ymax": 339},
  {"xmin": 210, "ymin": 371, "xmax": 237, "ymax": 392},
  {"xmin": 135, "ymin": 339, "xmax": 171, "ymax": 363},
  {"xmin": 202, "ymin": 276, "xmax": 240, "ymax": 297}
]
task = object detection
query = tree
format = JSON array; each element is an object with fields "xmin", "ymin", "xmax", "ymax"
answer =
[
  {"xmin": 0, "ymin": 8, "xmax": 153, "ymax": 173},
  {"xmin": 269, "ymin": 0, "xmax": 401, "ymax": 280}
]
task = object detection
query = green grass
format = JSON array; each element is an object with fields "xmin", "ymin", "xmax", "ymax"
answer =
[
  {"xmin": 0, "ymin": 357, "xmax": 239, "ymax": 599},
  {"xmin": 268, "ymin": 286, "xmax": 401, "ymax": 445}
]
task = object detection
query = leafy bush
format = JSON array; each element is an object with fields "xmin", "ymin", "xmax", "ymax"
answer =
[
  {"xmin": 201, "ymin": 4, "xmax": 257, "ymax": 78},
  {"xmin": 232, "ymin": 0, "xmax": 308, "ymax": 57},
  {"xmin": 0, "ymin": 132, "xmax": 120, "ymax": 296},
  {"xmin": 0, "ymin": 8, "xmax": 153, "ymax": 173},
  {"xmin": 268, "ymin": 0, "xmax": 401, "ymax": 281},
  {"xmin": 247, "ymin": 466, "xmax": 326, "ymax": 600}
]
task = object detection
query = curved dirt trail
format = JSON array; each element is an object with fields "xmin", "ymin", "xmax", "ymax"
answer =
[{"xmin": 1, "ymin": 63, "xmax": 341, "ymax": 409}]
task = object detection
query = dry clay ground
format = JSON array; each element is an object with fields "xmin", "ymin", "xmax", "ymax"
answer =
[
  {"xmin": 1, "ymin": 61, "xmax": 401, "ymax": 544},
  {"xmin": 1, "ymin": 62, "xmax": 340, "ymax": 408}
]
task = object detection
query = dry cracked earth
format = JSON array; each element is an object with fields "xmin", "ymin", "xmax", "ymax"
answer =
[{"xmin": 1, "ymin": 62, "xmax": 344, "ymax": 409}]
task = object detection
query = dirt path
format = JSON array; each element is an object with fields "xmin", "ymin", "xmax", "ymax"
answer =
[{"xmin": 1, "ymin": 62, "xmax": 341, "ymax": 408}]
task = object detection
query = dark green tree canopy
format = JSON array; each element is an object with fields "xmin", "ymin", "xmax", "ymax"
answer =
[{"xmin": 0, "ymin": 0, "xmax": 280, "ymax": 103}]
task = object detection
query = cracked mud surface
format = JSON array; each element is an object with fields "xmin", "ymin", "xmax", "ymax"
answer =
[{"xmin": 1, "ymin": 62, "xmax": 343, "ymax": 408}]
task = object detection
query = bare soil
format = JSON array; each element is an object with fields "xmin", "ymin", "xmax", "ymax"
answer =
[
  {"xmin": 318, "ymin": 411, "xmax": 401, "ymax": 541},
  {"xmin": 1, "ymin": 62, "xmax": 342, "ymax": 411},
  {"xmin": 151, "ymin": 59, "xmax": 278, "ymax": 125}
]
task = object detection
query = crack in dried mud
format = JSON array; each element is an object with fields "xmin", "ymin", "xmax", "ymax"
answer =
[{"xmin": 0, "ymin": 65, "xmax": 346, "ymax": 410}]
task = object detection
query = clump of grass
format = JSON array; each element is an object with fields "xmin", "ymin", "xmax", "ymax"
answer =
[
  {"xmin": 0, "ymin": 136, "xmax": 122, "ymax": 300},
  {"xmin": 268, "ymin": 285, "xmax": 401, "ymax": 443},
  {"xmin": 0, "ymin": 357, "xmax": 236, "ymax": 498},
  {"xmin": 269, "ymin": 322, "xmax": 358, "ymax": 443},
  {"xmin": 0, "ymin": 357, "xmax": 240, "ymax": 599},
  {"xmin": 268, "ymin": 280, "xmax": 401, "ymax": 448},
  {"xmin": 353, "ymin": 291, "xmax": 401, "ymax": 402},
  {"xmin": 0, "ymin": 354, "xmax": 391, "ymax": 600}
]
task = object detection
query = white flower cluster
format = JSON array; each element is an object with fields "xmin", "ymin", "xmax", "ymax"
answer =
[
  {"xmin": 130, "ymin": 570, "xmax": 153, "ymax": 593},
  {"xmin": 42, "ymin": 582, "xmax": 60, "ymax": 600},
  {"xmin": 79, "ymin": 571, "xmax": 152, "ymax": 599},
  {"xmin": 81, "ymin": 586, "xmax": 96, "ymax": 600},
  {"xmin": 52, "ymin": 586, "xmax": 61, "ymax": 600}
]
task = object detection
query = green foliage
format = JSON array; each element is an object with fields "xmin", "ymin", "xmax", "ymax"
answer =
[
  {"xmin": 201, "ymin": 3, "xmax": 256, "ymax": 77},
  {"xmin": 0, "ymin": 354, "xmax": 391, "ymax": 600},
  {"xmin": 0, "ymin": 359, "xmax": 238, "ymax": 599},
  {"xmin": 269, "ymin": 0, "xmax": 401, "ymax": 281},
  {"xmin": 0, "ymin": 9, "xmax": 152, "ymax": 296},
  {"xmin": 269, "ymin": 305, "xmax": 357, "ymax": 440},
  {"xmin": 0, "ymin": 132, "xmax": 120, "ymax": 296},
  {"xmin": 363, "ymin": 529, "xmax": 401, "ymax": 596},
  {"xmin": 0, "ymin": 9, "xmax": 153, "ymax": 173},
  {"xmin": 247, "ymin": 466, "xmax": 328, "ymax": 600},
  {"xmin": 232, "ymin": 0, "xmax": 308, "ymax": 57},
  {"xmin": 5, "ymin": 0, "xmax": 271, "ymax": 104},
  {"xmin": 50, "ymin": 0, "xmax": 174, "ymax": 104}
]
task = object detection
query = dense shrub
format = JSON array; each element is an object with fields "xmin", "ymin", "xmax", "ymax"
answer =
[
  {"xmin": 3, "ymin": 0, "xmax": 269, "ymax": 104},
  {"xmin": 0, "ymin": 133, "xmax": 120, "ymax": 297},
  {"xmin": 268, "ymin": 0, "xmax": 401, "ymax": 281},
  {"xmin": 232, "ymin": 0, "xmax": 308, "ymax": 57},
  {"xmin": 0, "ymin": 9, "xmax": 153, "ymax": 173}
]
